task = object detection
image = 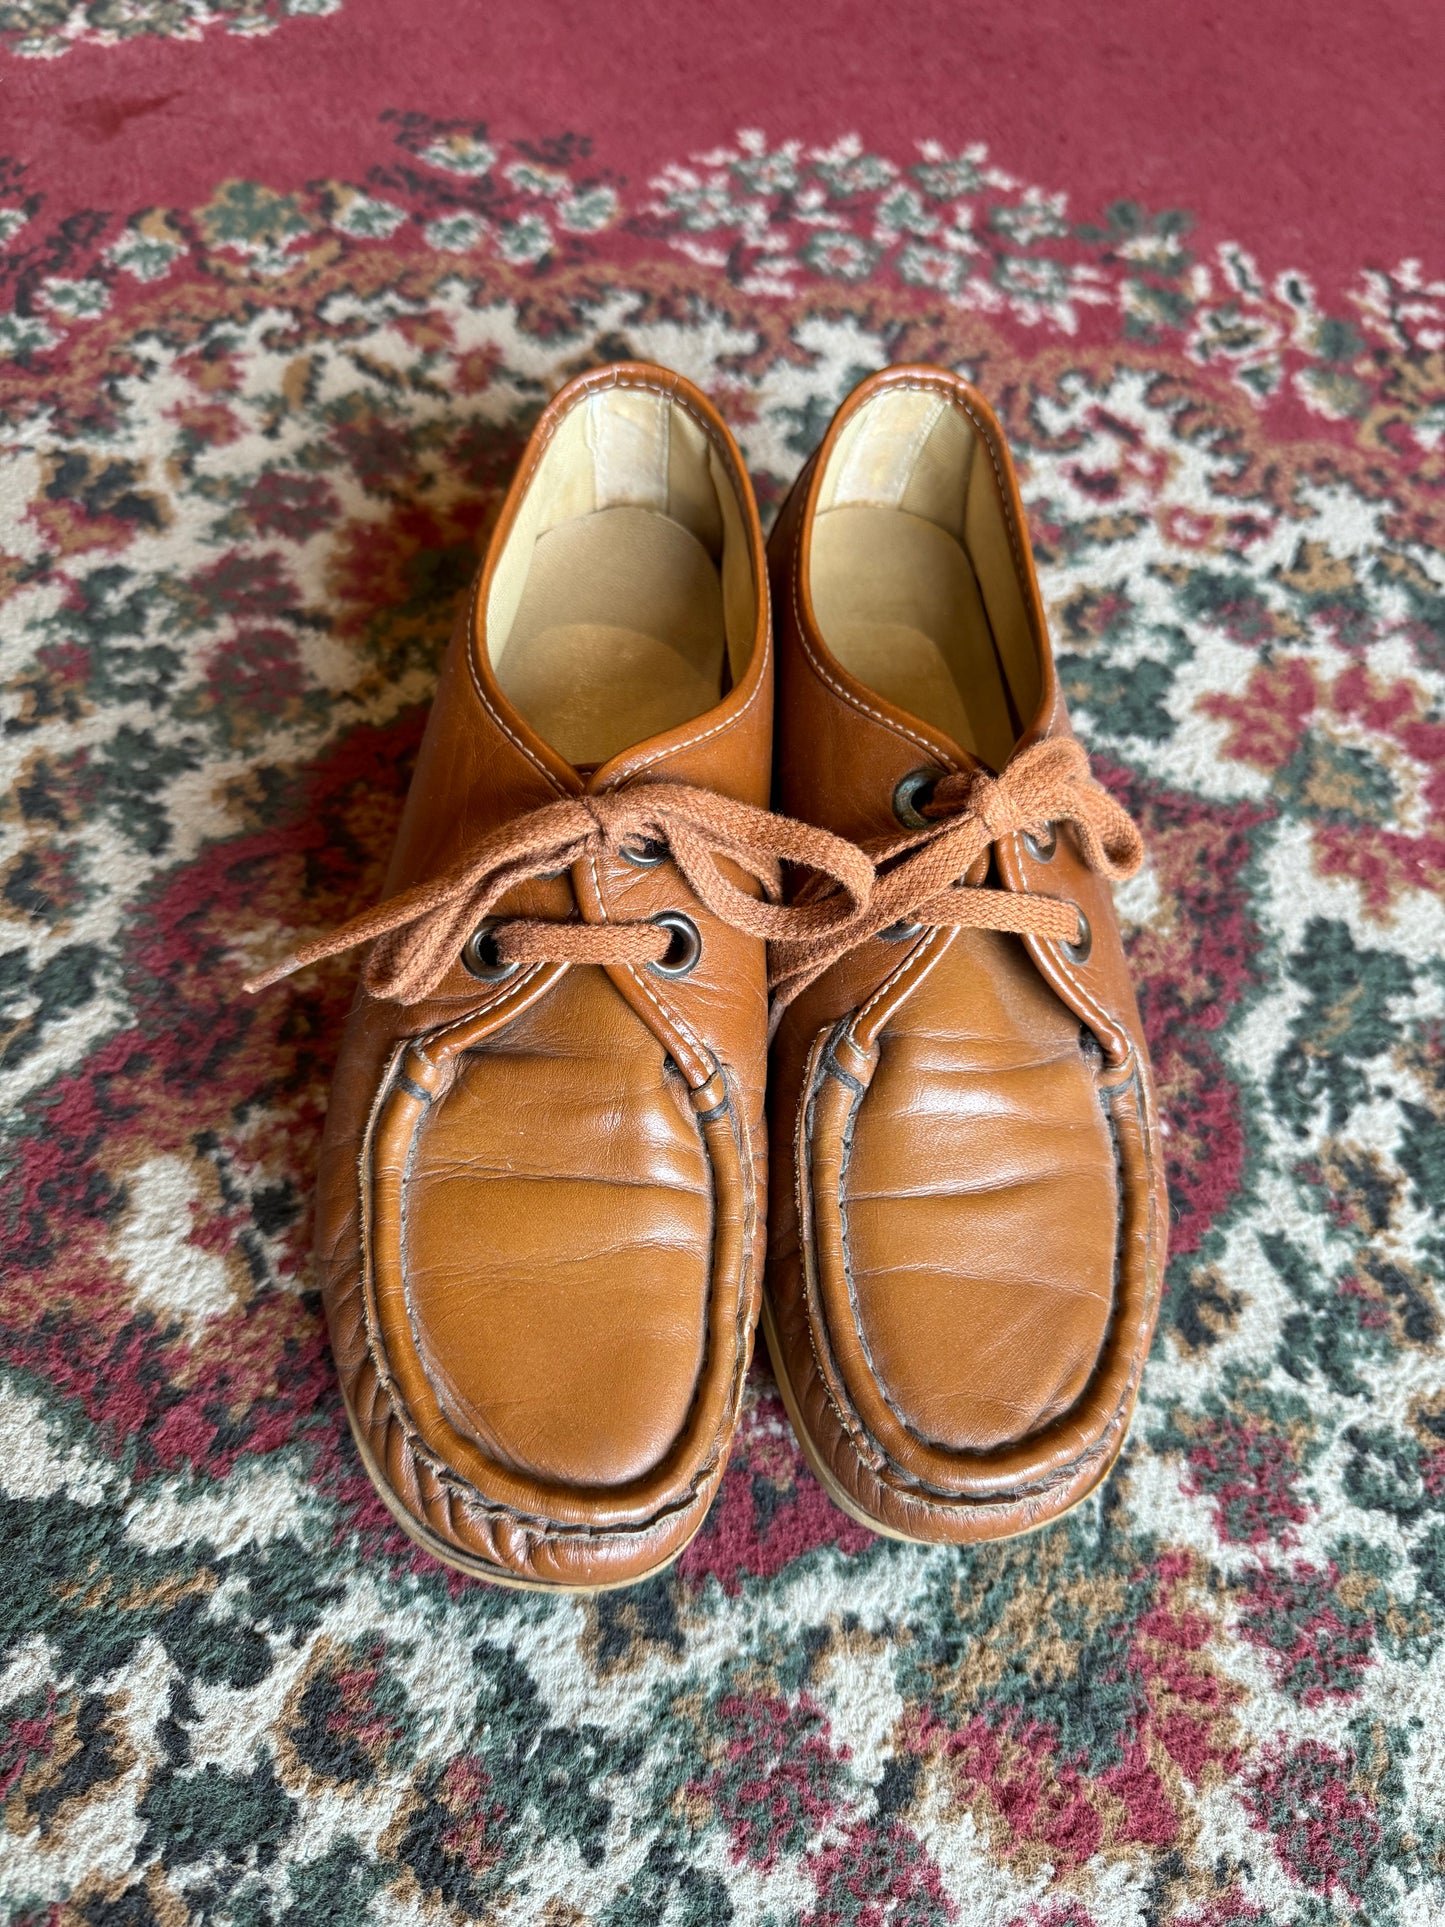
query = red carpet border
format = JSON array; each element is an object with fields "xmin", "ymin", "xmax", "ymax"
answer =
[{"xmin": 3, "ymin": 18, "xmax": 1445, "ymax": 1923}]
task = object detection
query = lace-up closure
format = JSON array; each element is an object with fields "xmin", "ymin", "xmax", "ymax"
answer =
[
  {"xmin": 768, "ymin": 737, "xmax": 1143, "ymax": 1010},
  {"xmin": 246, "ymin": 782, "xmax": 874, "ymax": 1006}
]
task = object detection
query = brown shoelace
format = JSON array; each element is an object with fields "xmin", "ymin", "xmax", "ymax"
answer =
[
  {"xmin": 245, "ymin": 783, "xmax": 874, "ymax": 1006},
  {"xmin": 767, "ymin": 737, "xmax": 1145, "ymax": 1012}
]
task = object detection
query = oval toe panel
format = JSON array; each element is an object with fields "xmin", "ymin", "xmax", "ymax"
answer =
[
  {"xmin": 843, "ymin": 932, "xmax": 1117, "ymax": 1454},
  {"xmin": 402, "ymin": 969, "xmax": 712, "ymax": 1489}
]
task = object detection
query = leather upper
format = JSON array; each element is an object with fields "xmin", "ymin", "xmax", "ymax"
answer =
[
  {"xmin": 311, "ymin": 364, "xmax": 773, "ymax": 1588},
  {"xmin": 765, "ymin": 365, "xmax": 1168, "ymax": 1543}
]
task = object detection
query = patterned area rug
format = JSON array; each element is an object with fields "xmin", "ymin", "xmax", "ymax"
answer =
[{"xmin": 4, "ymin": 8, "xmax": 1445, "ymax": 1922}]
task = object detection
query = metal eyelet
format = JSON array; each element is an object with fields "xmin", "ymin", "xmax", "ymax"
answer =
[
  {"xmin": 892, "ymin": 767, "xmax": 942, "ymax": 830},
  {"xmin": 646, "ymin": 911, "xmax": 702, "ymax": 979},
  {"xmin": 1023, "ymin": 822, "xmax": 1057, "ymax": 863},
  {"xmin": 619, "ymin": 838, "xmax": 667, "ymax": 868},
  {"xmin": 878, "ymin": 919, "xmax": 925, "ymax": 943},
  {"xmin": 1062, "ymin": 911, "xmax": 1092, "ymax": 966},
  {"xmin": 460, "ymin": 918, "xmax": 520, "ymax": 982}
]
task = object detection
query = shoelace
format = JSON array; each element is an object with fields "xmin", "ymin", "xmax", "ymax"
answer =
[
  {"xmin": 767, "ymin": 738, "xmax": 1144, "ymax": 1012},
  {"xmin": 244, "ymin": 783, "xmax": 874, "ymax": 1006},
  {"xmin": 246, "ymin": 746, "xmax": 1141, "ymax": 1024}
]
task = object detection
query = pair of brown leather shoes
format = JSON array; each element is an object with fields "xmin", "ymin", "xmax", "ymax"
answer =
[{"xmin": 254, "ymin": 362, "xmax": 1167, "ymax": 1590}]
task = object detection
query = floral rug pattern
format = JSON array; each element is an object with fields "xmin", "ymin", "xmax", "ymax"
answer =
[
  {"xmin": 0, "ymin": 0, "xmax": 340, "ymax": 61},
  {"xmin": 2, "ymin": 115, "xmax": 1445, "ymax": 1925}
]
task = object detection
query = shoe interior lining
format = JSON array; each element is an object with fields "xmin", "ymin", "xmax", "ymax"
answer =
[
  {"xmin": 810, "ymin": 387, "xmax": 1040, "ymax": 768},
  {"xmin": 486, "ymin": 384, "xmax": 755, "ymax": 766}
]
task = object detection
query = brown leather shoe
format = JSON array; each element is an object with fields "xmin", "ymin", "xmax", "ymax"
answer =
[
  {"xmin": 252, "ymin": 363, "xmax": 865, "ymax": 1590},
  {"xmin": 763, "ymin": 365, "xmax": 1169, "ymax": 1545}
]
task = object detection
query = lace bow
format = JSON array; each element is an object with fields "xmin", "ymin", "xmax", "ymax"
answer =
[
  {"xmin": 246, "ymin": 783, "xmax": 874, "ymax": 1006},
  {"xmin": 767, "ymin": 738, "xmax": 1143, "ymax": 1010}
]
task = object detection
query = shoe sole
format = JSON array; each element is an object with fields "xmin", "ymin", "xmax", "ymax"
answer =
[
  {"xmin": 758, "ymin": 1292, "xmax": 1112, "ymax": 1548},
  {"xmin": 340, "ymin": 1392, "xmax": 702, "ymax": 1595}
]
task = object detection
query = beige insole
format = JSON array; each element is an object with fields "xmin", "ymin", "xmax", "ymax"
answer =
[
  {"xmin": 811, "ymin": 505, "xmax": 1017, "ymax": 767},
  {"xmin": 495, "ymin": 505, "xmax": 727, "ymax": 766}
]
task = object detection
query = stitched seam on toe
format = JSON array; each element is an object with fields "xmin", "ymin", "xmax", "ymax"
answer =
[
  {"xmin": 363, "ymin": 1041, "xmax": 748, "ymax": 1543},
  {"xmin": 793, "ymin": 1028, "xmax": 863, "ymax": 1448},
  {"xmin": 805, "ymin": 1032, "xmax": 1143, "ymax": 1508}
]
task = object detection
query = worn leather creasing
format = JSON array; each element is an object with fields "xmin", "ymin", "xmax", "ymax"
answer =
[
  {"xmin": 796, "ymin": 1006, "xmax": 1145, "ymax": 1495},
  {"xmin": 328, "ymin": 1046, "xmax": 761, "ymax": 1589},
  {"xmin": 780, "ymin": 1001, "xmax": 1164, "ymax": 1535},
  {"xmin": 358, "ymin": 1003, "xmax": 752, "ymax": 1527}
]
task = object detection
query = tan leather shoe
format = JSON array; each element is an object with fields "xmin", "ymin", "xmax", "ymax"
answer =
[
  {"xmin": 763, "ymin": 364, "xmax": 1169, "ymax": 1545},
  {"xmin": 251, "ymin": 363, "xmax": 866, "ymax": 1590}
]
